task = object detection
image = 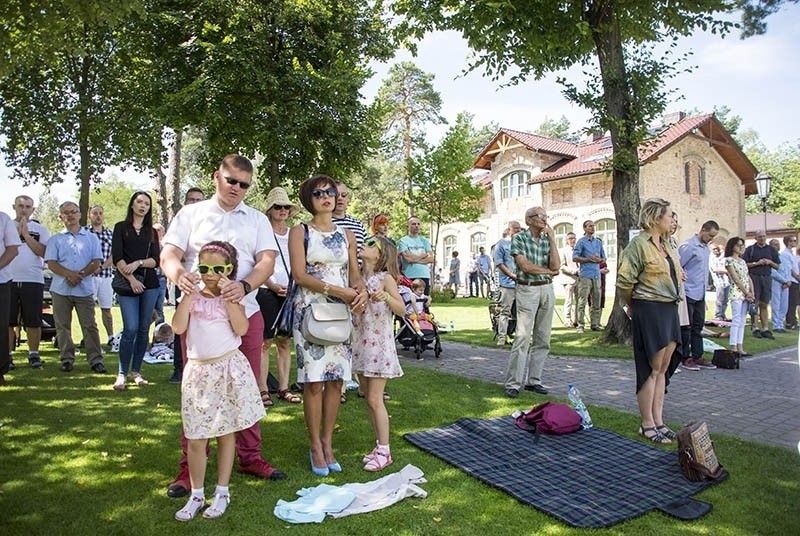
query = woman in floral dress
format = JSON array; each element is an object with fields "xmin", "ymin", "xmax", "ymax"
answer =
[{"xmin": 289, "ymin": 175, "xmax": 368, "ymax": 476}]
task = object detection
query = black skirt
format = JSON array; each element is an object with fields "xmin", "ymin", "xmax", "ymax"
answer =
[{"xmin": 631, "ymin": 299, "xmax": 682, "ymax": 393}]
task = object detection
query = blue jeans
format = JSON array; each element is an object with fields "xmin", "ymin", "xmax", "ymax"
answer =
[
  {"xmin": 117, "ymin": 288, "xmax": 159, "ymax": 376},
  {"xmin": 154, "ymin": 275, "xmax": 167, "ymax": 324}
]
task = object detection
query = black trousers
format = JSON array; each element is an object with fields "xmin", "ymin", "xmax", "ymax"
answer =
[
  {"xmin": 0, "ymin": 283, "xmax": 10, "ymax": 375},
  {"xmin": 786, "ymin": 282, "xmax": 799, "ymax": 327},
  {"xmin": 681, "ymin": 297, "xmax": 705, "ymax": 360}
]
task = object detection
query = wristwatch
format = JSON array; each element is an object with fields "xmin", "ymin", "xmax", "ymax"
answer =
[{"xmin": 241, "ymin": 280, "xmax": 252, "ymax": 294}]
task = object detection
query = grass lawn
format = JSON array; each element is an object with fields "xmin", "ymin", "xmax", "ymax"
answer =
[
  {"xmin": 433, "ymin": 297, "xmax": 798, "ymax": 358},
  {"xmin": 2, "ymin": 302, "xmax": 797, "ymax": 535}
]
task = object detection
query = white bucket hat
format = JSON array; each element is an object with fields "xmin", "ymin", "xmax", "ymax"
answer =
[{"xmin": 264, "ymin": 187, "xmax": 299, "ymax": 218}]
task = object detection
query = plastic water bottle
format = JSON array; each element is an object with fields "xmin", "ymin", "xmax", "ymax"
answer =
[
  {"xmin": 567, "ymin": 384, "xmax": 593, "ymax": 429},
  {"xmin": 449, "ymin": 320, "xmax": 455, "ymax": 333}
]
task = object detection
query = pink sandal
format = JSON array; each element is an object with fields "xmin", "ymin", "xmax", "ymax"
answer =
[{"xmin": 363, "ymin": 448, "xmax": 393, "ymax": 472}]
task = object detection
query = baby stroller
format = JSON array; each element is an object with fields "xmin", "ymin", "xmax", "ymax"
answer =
[{"xmin": 395, "ymin": 278, "xmax": 443, "ymax": 360}]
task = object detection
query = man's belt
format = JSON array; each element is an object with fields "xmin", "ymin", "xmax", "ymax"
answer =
[{"xmin": 517, "ymin": 280, "xmax": 551, "ymax": 287}]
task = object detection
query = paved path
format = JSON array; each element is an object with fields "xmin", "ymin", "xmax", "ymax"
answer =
[{"xmin": 400, "ymin": 340, "xmax": 800, "ymax": 451}]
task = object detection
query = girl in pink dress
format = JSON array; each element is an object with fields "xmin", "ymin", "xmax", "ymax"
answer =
[
  {"xmin": 171, "ymin": 241, "xmax": 265, "ymax": 521},
  {"xmin": 352, "ymin": 236, "xmax": 406, "ymax": 471}
]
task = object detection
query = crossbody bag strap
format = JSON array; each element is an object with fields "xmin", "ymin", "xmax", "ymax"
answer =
[{"xmin": 273, "ymin": 231, "xmax": 290, "ymax": 277}]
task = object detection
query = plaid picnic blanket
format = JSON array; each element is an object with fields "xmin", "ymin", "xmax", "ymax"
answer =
[{"xmin": 404, "ymin": 416, "xmax": 724, "ymax": 528}]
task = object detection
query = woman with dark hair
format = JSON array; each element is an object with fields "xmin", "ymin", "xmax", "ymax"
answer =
[
  {"xmin": 725, "ymin": 236, "xmax": 754, "ymax": 356},
  {"xmin": 111, "ymin": 191, "xmax": 161, "ymax": 390},
  {"xmin": 289, "ymin": 175, "xmax": 368, "ymax": 476},
  {"xmin": 617, "ymin": 198, "xmax": 682, "ymax": 444}
]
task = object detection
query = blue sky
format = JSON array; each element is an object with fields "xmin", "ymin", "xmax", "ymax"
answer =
[{"xmin": 3, "ymin": 4, "xmax": 799, "ymax": 213}]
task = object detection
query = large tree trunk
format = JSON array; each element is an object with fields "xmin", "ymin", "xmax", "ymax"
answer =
[
  {"xmin": 588, "ymin": 1, "xmax": 640, "ymax": 344},
  {"xmin": 168, "ymin": 129, "xmax": 182, "ymax": 221},
  {"xmin": 404, "ymin": 112, "xmax": 415, "ymax": 217},
  {"xmin": 270, "ymin": 159, "xmax": 279, "ymax": 188},
  {"xmin": 76, "ymin": 50, "xmax": 93, "ymax": 227},
  {"xmin": 155, "ymin": 166, "xmax": 169, "ymax": 224}
]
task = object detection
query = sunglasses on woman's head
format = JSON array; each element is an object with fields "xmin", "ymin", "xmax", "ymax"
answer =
[
  {"xmin": 365, "ymin": 237, "xmax": 382, "ymax": 251},
  {"xmin": 311, "ymin": 187, "xmax": 338, "ymax": 199},
  {"xmin": 223, "ymin": 176, "xmax": 251, "ymax": 189},
  {"xmin": 198, "ymin": 263, "xmax": 232, "ymax": 275}
]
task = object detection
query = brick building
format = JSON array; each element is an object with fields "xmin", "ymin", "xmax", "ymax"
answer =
[{"xmin": 434, "ymin": 113, "xmax": 759, "ymax": 296}]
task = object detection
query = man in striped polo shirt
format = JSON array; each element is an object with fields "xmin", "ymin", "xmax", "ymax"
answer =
[
  {"xmin": 332, "ymin": 181, "xmax": 366, "ymax": 259},
  {"xmin": 503, "ymin": 206, "xmax": 560, "ymax": 398}
]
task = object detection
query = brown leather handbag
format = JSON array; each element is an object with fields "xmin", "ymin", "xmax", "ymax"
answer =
[{"xmin": 677, "ymin": 421, "xmax": 725, "ymax": 482}]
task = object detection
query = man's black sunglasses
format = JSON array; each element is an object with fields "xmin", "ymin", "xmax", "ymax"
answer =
[{"xmin": 224, "ymin": 176, "xmax": 251, "ymax": 189}]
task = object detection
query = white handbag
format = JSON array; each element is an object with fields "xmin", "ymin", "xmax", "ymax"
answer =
[{"xmin": 301, "ymin": 302, "xmax": 352, "ymax": 345}]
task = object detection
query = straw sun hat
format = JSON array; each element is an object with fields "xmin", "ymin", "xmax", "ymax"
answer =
[{"xmin": 264, "ymin": 187, "xmax": 300, "ymax": 218}]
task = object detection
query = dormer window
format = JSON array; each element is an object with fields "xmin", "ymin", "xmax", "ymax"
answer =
[{"xmin": 499, "ymin": 171, "xmax": 530, "ymax": 200}]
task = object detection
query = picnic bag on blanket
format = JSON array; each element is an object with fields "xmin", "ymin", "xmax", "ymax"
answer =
[
  {"xmin": 712, "ymin": 349, "xmax": 740, "ymax": 369},
  {"xmin": 677, "ymin": 421, "xmax": 725, "ymax": 482},
  {"xmin": 301, "ymin": 302, "xmax": 351, "ymax": 345},
  {"xmin": 515, "ymin": 402, "xmax": 582, "ymax": 435}
]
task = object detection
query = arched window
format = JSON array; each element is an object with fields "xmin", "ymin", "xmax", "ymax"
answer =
[
  {"xmin": 499, "ymin": 170, "xmax": 531, "ymax": 200},
  {"xmin": 470, "ymin": 232, "xmax": 486, "ymax": 255},
  {"xmin": 553, "ymin": 222, "xmax": 573, "ymax": 250},
  {"xmin": 595, "ymin": 219, "xmax": 617, "ymax": 260},
  {"xmin": 443, "ymin": 235, "xmax": 458, "ymax": 263},
  {"xmin": 684, "ymin": 160, "xmax": 706, "ymax": 195}
]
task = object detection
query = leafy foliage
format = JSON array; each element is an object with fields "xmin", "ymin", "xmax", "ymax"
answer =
[
  {"xmin": 409, "ymin": 112, "xmax": 485, "ymax": 263},
  {"xmin": 376, "ymin": 61, "xmax": 446, "ymax": 204},
  {"xmin": 534, "ymin": 115, "xmax": 580, "ymax": 143}
]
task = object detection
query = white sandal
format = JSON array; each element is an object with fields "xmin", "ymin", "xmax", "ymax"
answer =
[
  {"xmin": 113, "ymin": 375, "xmax": 126, "ymax": 391},
  {"xmin": 202, "ymin": 493, "xmax": 230, "ymax": 519},
  {"xmin": 131, "ymin": 373, "xmax": 149, "ymax": 386},
  {"xmin": 175, "ymin": 495, "xmax": 205, "ymax": 521},
  {"xmin": 363, "ymin": 449, "xmax": 392, "ymax": 472}
]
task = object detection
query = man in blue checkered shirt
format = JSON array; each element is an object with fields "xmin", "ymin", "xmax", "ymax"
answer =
[
  {"xmin": 503, "ymin": 206, "xmax": 560, "ymax": 398},
  {"xmin": 85, "ymin": 205, "xmax": 115, "ymax": 345}
]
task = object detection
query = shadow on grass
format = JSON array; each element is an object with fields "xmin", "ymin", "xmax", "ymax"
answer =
[{"xmin": 1, "ymin": 344, "xmax": 798, "ymax": 535}]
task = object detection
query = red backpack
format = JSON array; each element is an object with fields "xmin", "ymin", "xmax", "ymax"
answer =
[{"xmin": 515, "ymin": 402, "xmax": 582, "ymax": 437}]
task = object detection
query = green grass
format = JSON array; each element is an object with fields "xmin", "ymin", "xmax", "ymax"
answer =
[
  {"xmin": 433, "ymin": 297, "xmax": 797, "ymax": 358},
  {"xmin": 3, "ymin": 326, "xmax": 799, "ymax": 535}
]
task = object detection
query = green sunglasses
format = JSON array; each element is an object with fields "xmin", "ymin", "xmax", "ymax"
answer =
[
  {"xmin": 365, "ymin": 236, "xmax": 382, "ymax": 251},
  {"xmin": 198, "ymin": 263, "xmax": 232, "ymax": 275}
]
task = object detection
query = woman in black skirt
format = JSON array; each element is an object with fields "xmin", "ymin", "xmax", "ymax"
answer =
[{"xmin": 617, "ymin": 198, "xmax": 682, "ymax": 444}]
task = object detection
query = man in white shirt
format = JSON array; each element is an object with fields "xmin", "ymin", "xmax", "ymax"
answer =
[
  {"xmin": 7, "ymin": 195, "xmax": 50, "ymax": 369},
  {"xmin": 161, "ymin": 154, "xmax": 286, "ymax": 497},
  {"xmin": 84, "ymin": 205, "xmax": 115, "ymax": 345},
  {"xmin": 0, "ymin": 210, "xmax": 21, "ymax": 385}
]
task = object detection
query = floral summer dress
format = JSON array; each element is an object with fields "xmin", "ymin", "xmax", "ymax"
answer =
[
  {"xmin": 726, "ymin": 256, "xmax": 750, "ymax": 301},
  {"xmin": 352, "ymin": 272, "xmax": 404, "ymax": 379},
  {"xmin": 293, "ymin": 224, "xmax": 352, "ymax": 383}
]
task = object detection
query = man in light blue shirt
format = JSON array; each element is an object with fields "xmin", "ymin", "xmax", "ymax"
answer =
[
  {"xmin": 493, "ymin": 221, "xmax": 521, "ymax": 345},
  {"xmin": 573, "ymin": 220, "xmax": 606, "ymax": 332},
  {"xmin": 678, "ymin": 220, "xmax": 719, "ymax": 369},
  {"xmin": 770, "ymin": 238, "xmax": 793, "ymax": 333},
  {"xmin": 476, "ymin": 246, "xmax": 491, "ymax": 297},
  {"xmin": 44, "ymin": 201, "xmax": 106, "ymax": 373},
  {"xmin": 398, "ymin": 217, "xmax": 434, "ymax": 294}
]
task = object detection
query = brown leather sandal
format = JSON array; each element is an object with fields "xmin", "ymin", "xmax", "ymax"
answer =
[
  {"xmin": 260, "ymin": 390, "xmax": 273, "ymax": 408},
  {"xmin": 278, "ymin": 389, "xmax": 301, "ymax": 403}
]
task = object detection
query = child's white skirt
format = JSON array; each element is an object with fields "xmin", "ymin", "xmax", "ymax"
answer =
[{"xmin": 181, "ymin": 349, "xmax": 265, "ymax": 440}]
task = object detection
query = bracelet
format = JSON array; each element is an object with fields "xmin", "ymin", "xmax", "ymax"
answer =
[
  {"xmin": 322, "ymin": 282, "xmax": 330, "ymax": 295},
  {"xmin": 383, "ymin": 294, "xmax": 390, "ymax": 303}
]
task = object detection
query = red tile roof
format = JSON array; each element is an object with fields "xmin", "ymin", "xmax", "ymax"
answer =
[{"xmin": 473, "ymin": 113, "xmax": 758, "ymax": 195}]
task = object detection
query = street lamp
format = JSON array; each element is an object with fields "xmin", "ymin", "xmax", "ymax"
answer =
[{"xmin": 755, "ymin": 171, "xmax": 773, "ymax": 234}]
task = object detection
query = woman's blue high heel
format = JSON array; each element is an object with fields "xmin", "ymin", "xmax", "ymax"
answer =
[
  {"xmin": 310, "ymin": 452, "xmax": 329, "ymax": 477},
  {"xmin": 327, "ymin": 460, "xmax": 342, "ymax": 473}
]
